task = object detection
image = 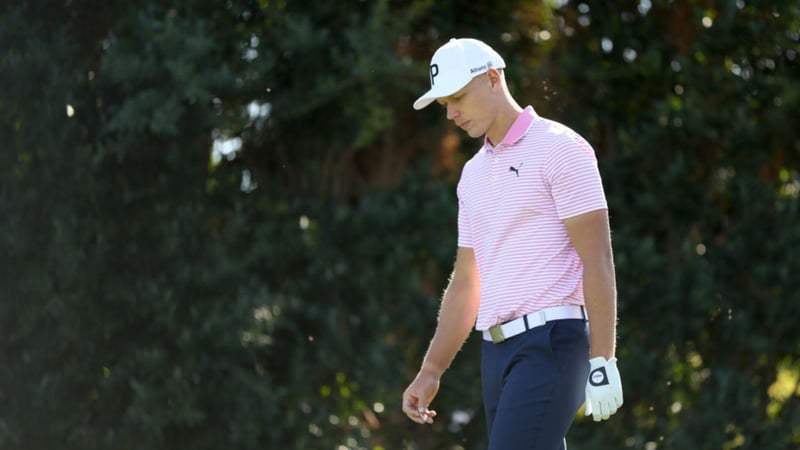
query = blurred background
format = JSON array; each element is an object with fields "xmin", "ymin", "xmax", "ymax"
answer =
[{"xmin": 1, "ymin": 1, "xmax": 799, "ymax": 449}]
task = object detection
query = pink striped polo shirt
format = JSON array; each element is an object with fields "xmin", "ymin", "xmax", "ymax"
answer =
[{"xmin": 457, "ymin": 106, "xmax": 608, "ymax": 331}]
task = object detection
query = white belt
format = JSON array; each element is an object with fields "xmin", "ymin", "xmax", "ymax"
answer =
[{"xmin": 482, "ymin": 305, "xmax": 586, "ymax": 343}]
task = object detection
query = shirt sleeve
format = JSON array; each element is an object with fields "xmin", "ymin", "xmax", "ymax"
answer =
[
  {"xmin": 456, "ymin": 179, "xmax": 473, "ymax": 248},
  {"xmin": 544, "ymin": 132, "xmax": 608, "ymax": 220}
]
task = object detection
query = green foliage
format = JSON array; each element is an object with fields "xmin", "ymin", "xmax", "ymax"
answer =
[
  {"xmin": 1, "ymin": 1, "xmax": 799, "ymax": 450},
  {"xmin": 540, "ymin": 1, "xmax": 800, "ymax": 449}
]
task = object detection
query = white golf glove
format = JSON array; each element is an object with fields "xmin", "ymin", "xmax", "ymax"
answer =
[{"xmin": 584, "ymin": 356, "xmax": 623, "ymax": 422}]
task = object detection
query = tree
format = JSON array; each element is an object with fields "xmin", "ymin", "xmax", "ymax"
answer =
[
  {"xmin": 1, "ymin": 1, "xmax": 798, "ymax": 449},
  {"xmin": 541, "ymin": 1, "xmax": 800, "ymax": 448}
]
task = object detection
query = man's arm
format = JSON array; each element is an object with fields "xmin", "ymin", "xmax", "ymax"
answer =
[
  {"xmin": 565, "ymin": 208, "xmax": 623, "ymax": 421},
  {"xmin": 563, "ymin": 208, "xmax": 617, "ymax": 359},
  {"xmin": 402, "ymin": 246, "xmax": 481, "ymax": 424}
]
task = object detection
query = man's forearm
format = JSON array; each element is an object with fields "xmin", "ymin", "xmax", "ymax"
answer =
[
  {"xmin": 420, "ymin": 279, "xmax": 481, "ymax": 378},
  {"xmin": 583, "ymin": 261, "xmax": 617, "ymax": 359}
]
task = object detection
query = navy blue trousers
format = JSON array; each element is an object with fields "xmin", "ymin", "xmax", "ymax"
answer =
[{"xmin": 481, "ymin": 319, "xmax": 589, "ymax": 450}]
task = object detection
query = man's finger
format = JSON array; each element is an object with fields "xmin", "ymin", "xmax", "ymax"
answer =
[
  {"xmin": 402, "ymin": 392, "xmax": 420, "ymax": 419},
  {"xmin": 418, "ymin": 408, "xmax": 437, "ymax": 424}
]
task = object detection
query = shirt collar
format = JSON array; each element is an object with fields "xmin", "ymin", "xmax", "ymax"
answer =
[{"xmin": 484, "ymin": 106, "xmax": 537, "ymax": 152}]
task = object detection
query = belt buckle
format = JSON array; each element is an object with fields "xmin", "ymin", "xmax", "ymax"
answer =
[{"xmin": 488, "ymin": 325, "xmax": 505, "ymax": 343}]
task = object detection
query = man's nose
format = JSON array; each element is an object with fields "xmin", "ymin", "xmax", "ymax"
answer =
[{"xmin": 446, "ymin": 103, "xmax": 459, "ymax": 120}]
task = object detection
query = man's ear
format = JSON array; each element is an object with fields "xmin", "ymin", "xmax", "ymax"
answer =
[{"xmin": 487, "ymin": 69, "xmax": 502, "ymax": 89}]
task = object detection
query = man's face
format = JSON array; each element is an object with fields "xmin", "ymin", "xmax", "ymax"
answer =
[{"xmin": 436, "ymin": 72, "xmax": 496, "ymax": 139}]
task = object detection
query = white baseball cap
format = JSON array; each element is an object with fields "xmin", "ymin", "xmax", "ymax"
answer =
[{"xmin": 413, "ymin": 38, "xmax": 506, "ymax": 110}]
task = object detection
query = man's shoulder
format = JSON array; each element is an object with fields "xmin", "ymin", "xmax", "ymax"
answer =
[
  {"xmin": 520, "ymin": 116, "xmax": 591, "ymax": 155},
  {"xmin": 458, "ymin": 146, "xmax": 489, "ymax": 185},
  {"xmin": 526, "ymin": 116, "xmax": 577, "ymax": 140},
  {"xmin": 463, "ymin": 145, "xmax": 488, "ymax": 167}
]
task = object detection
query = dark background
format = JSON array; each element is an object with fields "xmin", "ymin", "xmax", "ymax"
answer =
[{"xmin": 2, "ymin": 1, "xmax": 799, "ymax": 449}]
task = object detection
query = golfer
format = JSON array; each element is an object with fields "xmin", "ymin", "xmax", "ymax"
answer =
[{"xmin": 402, "ymin": 38, "xmax": 623, "ymax": 449}]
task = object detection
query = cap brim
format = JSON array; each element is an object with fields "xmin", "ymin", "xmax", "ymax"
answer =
[
  {"xmin": 413, "ymin": 82, "xmax": 467, "ymax": 110},
  {"xmin": 413, "ymin": 95, "xmax": 437, "ymax": 110}
]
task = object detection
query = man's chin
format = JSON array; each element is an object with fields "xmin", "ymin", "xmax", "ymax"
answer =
[{"xmin": 466, "ymin": 128, "xmax": 483, "ymax": 139}]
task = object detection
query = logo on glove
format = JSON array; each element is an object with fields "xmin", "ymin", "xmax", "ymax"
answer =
[{"xmin": 590, "ymin": 367, "xmax": 609, "ymax": 386}]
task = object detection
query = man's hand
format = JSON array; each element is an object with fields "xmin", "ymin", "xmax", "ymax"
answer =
[
  {"xmin": 584, "ymin": 356, "xmax": 623, "ymax": 422},
  {"xmin": 402, "ymin": 369, "xmax": 440, "ymax": 424}
]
